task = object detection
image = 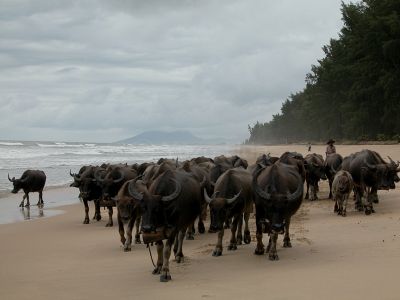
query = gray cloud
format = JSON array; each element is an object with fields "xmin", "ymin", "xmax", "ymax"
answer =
[{"xmin": 0, "ymin": 0, "xmax": 348, "ymax": 142}]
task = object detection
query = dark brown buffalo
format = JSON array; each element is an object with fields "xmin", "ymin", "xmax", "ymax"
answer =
[
  {"xmin": 8, "ymin": 170, "xmax": 46, "ymax": 207},
  {"xmin": 253, "ymin": 162, "xmax": 303, "ymax": 260},
  {"xmin": 190, "ymin": 156, "xmax": 214, "ymax": 164},
  {"xmin": 204, "ymin": 168, "xmax": 253, "ymax": 256},
  {"xmin": 130, "ymin": 169, "xmax": 202, "ymax": 282},
  {"xmin": 324, "ymin": 153, "xmax": 343, "ymax": 199},
  {"xmin": 142, "ymin": 162, "xmax": 176, "ymax": 187},
  {"xmin": 278, "ymin": 152, "xmax": 306, "ymax": 181},
  {"xmin": 248, "ymin": 153, "xmax": 278, "ymax": 176},
  {"xmin": 341, "ymin": 149, "xmax": 400, "ymax": 214},
  {"xmin": 70, "ymin": 165, "xmax": 103, "ymax": 224},
  {"xmin": 214, "ymin": 155, "xmax": 248, "ymax": 169},
  {"xmin": 95, "ymin": 165, "xmax": 138, "ymax": 227},
  {"xmin": 179, "ymin": 161, "xmax": 210, "ymax": 238},
  {"xmin": 304, "ymin": 153, "xmax": 327, "ymax": 200},
  {"xmin": 114, "ymin": 178, "xmax": 143, "ymax": 251}
]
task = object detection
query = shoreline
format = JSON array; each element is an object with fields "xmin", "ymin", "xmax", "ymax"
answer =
[
  {"xmin": 0, "ymin": 186, "xmax": 80, "ymax": 225},
  {"xmin": 0, "ymin": 177, "xmax": 399, "ymax": 299}
]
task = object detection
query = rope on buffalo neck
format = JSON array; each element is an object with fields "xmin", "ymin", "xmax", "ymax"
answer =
[{"xmin": 146, "ymin": 243, "xmax": 156, "ymax": 268}]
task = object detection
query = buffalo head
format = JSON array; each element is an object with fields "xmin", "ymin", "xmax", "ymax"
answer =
[
  {"xmin": 204, "ymin": 189, "xmax": 241, "ymax": 231},
  {"xmin": 8, "ymin": 174, "xmax": 27, "ymax": 193}
]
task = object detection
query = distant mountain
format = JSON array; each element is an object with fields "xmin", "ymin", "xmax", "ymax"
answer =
[{"xmin": 117, "ymin": 130, "xmax": 205, "ymax": 145}]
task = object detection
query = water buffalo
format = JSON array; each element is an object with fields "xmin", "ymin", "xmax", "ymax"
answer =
[
  {"xmin": 304, "ymin": 153, "xmax": 327, "ymax": 200},
  {"xmin": 248, "ymin": 153, "xmax": 278, "ymax": 176},
  {"xmin": 132, "ymin": 169, "xmax": 202, "ymax": 282},
  {"xmin": 8, "ymin": 170, "xmax": 46, "ymax": 207},
  {"xmin": 278, "ymin": 152, "xmax": 306, "ymax": 181},
  {"xmin": 179, "ymin": 161, "xmax": 210, "ymax": 238},
  {"xmin": 332, "ymin": 170, "xmax": 353, "ymax": 216},
  {"xmin": 253, "ymin": 162, "xmax": 303, "ymax": 260},
  {"xmin": 341, "ymin": 149, "xmax": 399, "ymax": 214},
  {"xmin": 95, "ymin": 165, "xmax": 138, "ymax": 227},
  {"xmin": 70, "ymin": 165, "xmax": 103, "ymax": 224},
  {"xmin": 324, "ymin": 153, "xmax": 343, "ymax": 199},
  {"xmin": 204, "ymin": 168, "xmax": 253, "ymax": 256},
  {"xmin": 114, "ymin": 178, "xmax": 143, "ymax": 251}
]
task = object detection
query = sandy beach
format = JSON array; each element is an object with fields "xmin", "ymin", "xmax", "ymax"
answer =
[{"xmin": 1, "ymin": 144, "xmax": 399, "ymax": 300}]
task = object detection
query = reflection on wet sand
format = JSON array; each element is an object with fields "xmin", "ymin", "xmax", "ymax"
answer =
[{"xmin": 20, "ymin": 206, "xmax": 45, "ymax": 220}]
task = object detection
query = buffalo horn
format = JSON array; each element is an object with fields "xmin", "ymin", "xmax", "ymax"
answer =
[
  {"xmin": 199, "ymin": 176, "xmax": 207, "ymax": 188},
  {"xmin": 113, "ymin": 170, "xmax": 125, "ymax": 183},
  {"xmin": 203, "ymin": 188, "xmax": 213, "ymax": 204},
  {"xmin": 69, "ymin": 169, "xmax": 75, "ymax": 177},
  {"xmin": 387, "ymin": 156, "xmax": 399, "ymax": 168},
  {"xmin": 286, "ymin": 173, "xmax": 303, "ymax": 201},
  {"xmin": 226, "ymin": 189, "xmax": 242, "ymax": 205},
  {"xmin": 253, "ymin": 167, "xmax": 271, "ymax": 200},
  {"xmin": 94, "ymin": 169, "xmax": 106, "ymax": 182},
  {"xmin": 161, "ymin": 179, "xmax": 181, "ymax": 202},
  {"xmin": 363, "ymin": 158, "xmax": 377, "ymax": 170},
  {"xmin": 7, "ymin": 174, "xmax": 15, "ymax": 182},
  {"xmin": 128, "ymin": 181, "xmax": 144, "ymax": 201}
]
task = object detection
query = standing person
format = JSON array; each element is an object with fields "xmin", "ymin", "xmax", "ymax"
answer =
[
  {"xmin": 308, "ymin": 142, "xmax": 312, "ymax": 152},
  {"xmin": 326, "ymin": 139, "xmax": 336, "ymax": 156}
]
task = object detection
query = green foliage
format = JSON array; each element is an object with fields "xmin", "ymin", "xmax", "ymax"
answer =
[{"xmin": 247, "ymin": 0, "xmax": 400, "ymax": 144}]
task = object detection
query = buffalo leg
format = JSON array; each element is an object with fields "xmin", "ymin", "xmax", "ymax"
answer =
[
  {"xmin": 213, "ymin": 229, "xmax": 224, "ymax": 256},
  {"xmin": 118, "ymin": 215, "xmax": 126, "ymax": 246},
  {"xmin": 370, "ymin": 187, "xmax": 379, "ymax": 203},
  {"xmin": 341, "ymin": 194, "xmax": 348, "ymax": 217},
  {"xmin": 185, "ymin": 222, "xmax": 195, "ymax": 240},
  {"xmin": 354, "ymin": 186, "xmax": 363, "ymax": 211},
  {"xmin": 134, "ymin": 216, "xmax": 141, "ymax": 244},
  {"xmin": 19, "ymin": 194, "xmax": 27, "ymax": 207},
  {"xmin": 208, "ymin": 211, "xmax": 217, "ymax": 233},
  {"xmin": 283, "ymin": 218, "xmax": 292, "ymax": 247},
  {"xmin": 123, "ymin": 217, "xmax": 135, "ymax": 252},
  {"xmin": 198, "ymin": 204, "xmax": 207, "ymax": 234},
  {"xmin": 237, "ymin": 214, "xmax": 243, "ymax": 245},
  {"xmin": 243, "ymin": 211, "xmax": 251, "ymax": 244},
  {"xmin": 254, "ymin": 218, "xmax": 265, "ymax": 255},
  {"xmin": 328, "ymin": 179, "xmax": 333, "ymax": 199},
  {"xmin": 160, "ymin": 236, "xmax": 175, "ymax": 282},
  {"xmin": 334, "ymin": 196, "xmax": 339, "ymax": 213},
  {"xmin": 24, "ymin": 193, "xmax": 30, "ymax": 207},
  {"xmin": 268, "ymin": 232, "xmax": 279, "ymax": 260},
  {"xmin": 228, "ymin": 215, "xmax": 239, "ymax": 250},
  {"xmin": 305, "ymin": 181, "xmax": 310, "ymax": 199},
  {"xmin": 105, "ymin": 206, "xmax": 113, "ymax": 227},
  {"xmin": 93, "ymin": 200, "xmax": 101, "ymax": 221},
  {"xmin": 152, "ymin": 241, "xmax": 164, "ymax": 275},
  {"xmin": 174, "ymin": 230, "xmax": 185, "ymax": 263},
  {"xmin": 37, "ymin": 190, "xmax": 44, "ymax": 206},
  {"xmin": 83, "ymin": 199, "xmax": 90, "ymax": 224},
  {"xmin": 365, "ymin": 187, "xmax": 375, "ymax": 215}
]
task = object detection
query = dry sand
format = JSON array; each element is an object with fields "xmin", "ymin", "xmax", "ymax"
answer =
[{"xmin": 0, "ymin": 144, "xmax": 399, "ymax": 300}]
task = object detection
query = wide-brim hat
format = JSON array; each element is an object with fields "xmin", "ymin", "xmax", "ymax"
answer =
[{"xmin": 327, "ymin": 139, "xmax": 335, "ymax": 144}]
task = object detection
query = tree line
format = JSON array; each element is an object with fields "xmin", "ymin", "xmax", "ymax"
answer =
[{"xmin": 246, "ymin": 0, "xmax": 400, "ymax": 144}]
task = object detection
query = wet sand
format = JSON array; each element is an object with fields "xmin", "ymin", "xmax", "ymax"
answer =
[{"xmin": 0, "ymin": 144, "xmax": 399, "ymax": 300}]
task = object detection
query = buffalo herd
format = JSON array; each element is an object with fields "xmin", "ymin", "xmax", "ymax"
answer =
[{"xmin": 9, "ymin": 148, "xmax": 400, "ymax": 282}]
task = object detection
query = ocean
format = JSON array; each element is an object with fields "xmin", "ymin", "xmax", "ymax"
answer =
[
  {"xmin": 0, "ymin": 140, "xmax": 238, "ymax": 224},
  {"xmin": 0, "ymin": 140, "xmax": 238, "ymax": 194}
]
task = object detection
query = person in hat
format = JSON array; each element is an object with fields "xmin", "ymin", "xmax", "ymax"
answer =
[{"xmin": 326, "ymin": 139, "xmax": 336, "ymax": 157}]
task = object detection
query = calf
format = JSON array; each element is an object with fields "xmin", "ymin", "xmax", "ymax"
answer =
[
  {"xmin": 115, "ymin": 179, "xmax": 143, "ymax": 251},
  {"xmin": 332, "ymin": 170, "xmax": 353, "ymax": 217}
]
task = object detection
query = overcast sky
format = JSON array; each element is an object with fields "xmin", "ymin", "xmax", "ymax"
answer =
[{"xmin": 0, "ymin": 0, "xmax": 348, "ymax": 143}]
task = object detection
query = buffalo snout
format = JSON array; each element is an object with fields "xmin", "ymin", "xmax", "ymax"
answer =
[{"xmin": 141, "ymin": 224, "xmax": 156, "ymax": 233}]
